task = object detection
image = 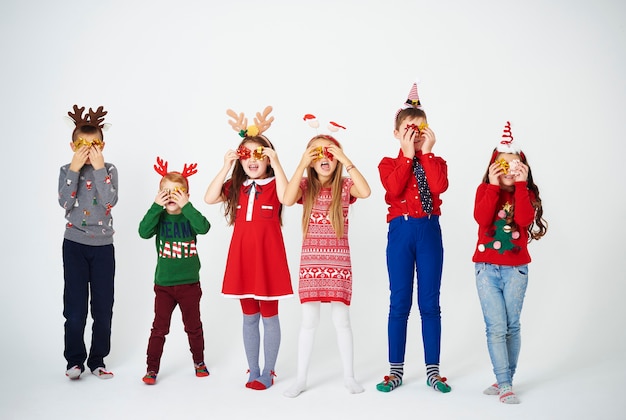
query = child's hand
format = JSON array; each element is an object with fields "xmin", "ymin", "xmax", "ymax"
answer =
[
  {"xmin": 155, "ymin": 189, "xmax": 169, "ymax": 206},
  {"xmin": 88, "ymin": 145, "xmax": 105, "ymax": 170},
  {"xmin": 513, "ymin": 161, "xmax": 529, "ymax": 183},
  {"xmin": 223, "ymin": 149, "xmax": 238, "ymax": 168},
  {"xmin": 326, "ymin": 144, "xmax": 349, "ymax": 165},
  {"xmin": 299, "ymin": 146, "xmax": 319, "ymax": 169},
  {"xmin": 487, "ymin": 162, "xmax": 505, "ymax": 185},
  {"xmin": 170, "ymin": 189, "xmax": 189, "ymax": 208},
  {"xmin": 262, "ymin": 147, "xmax": 279, "ymax": 165},
  {"xmin": 69, "ymin": 145, "xmax": 90, "ymax": 172},
  {"xmin": 399, "ymin": 125, "xmax": 417, "ymax": 159},
  {"xmin": 420, "ymin": 126, "xmax": 436, "ymax": 154}
]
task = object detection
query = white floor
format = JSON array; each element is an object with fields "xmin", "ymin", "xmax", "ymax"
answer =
[{"xmin": 2, "ymin": 313, "xmax": 624, "ymax": 420}]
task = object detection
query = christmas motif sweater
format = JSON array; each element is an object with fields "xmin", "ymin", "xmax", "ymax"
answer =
[
  {"xmin": 472, "ymin": 182, "xmax": 536, "ymax": 266},
  {"xmin": 138, "ymin": 202, "xmax": 211, "ymax": 286},
  {"xmin": 58, "ymin": 163, "xmax": 118, "ymax": 246}
]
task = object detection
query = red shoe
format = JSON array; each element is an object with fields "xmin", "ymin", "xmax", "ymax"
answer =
[
  {"xmin": 142, "ymin": 371, "xmax": 157, "ymax": 385},
  {"xmin": 247, "ymin": 371, "xmax": 276, "ymax": 390},
  {"xmin": 195, "ymin": 362, "xmax": 209, "ymax": 377}
]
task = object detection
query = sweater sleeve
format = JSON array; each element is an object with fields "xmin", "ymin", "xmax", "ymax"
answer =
[
  {"xmin": 58, "ymin": 165, "xmax": 79, "ymax": 212},
  {"xmin": 93, "ymin": 164, "xmax": 119, "ymax": 208},
  {"xmin": 512, "ymin": 182, "xmax": 536, "ymax": 228},
  {"xmin": 138, "ymin": 203, "xmax": 163, "ymax": 239},
  {"xmin": 473, "ymin": 183, "xmax": 501, "ymax": 227},
  {"xmin": 181, "ymin": 202, "xmax": 211, "ymax": 235}
]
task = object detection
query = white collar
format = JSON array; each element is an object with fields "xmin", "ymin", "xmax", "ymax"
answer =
[{"xmin": 243, "ymin": 176, "xmax": 274, "ymax": 187}]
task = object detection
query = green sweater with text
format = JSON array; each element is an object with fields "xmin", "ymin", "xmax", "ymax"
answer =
[{"xmin": 138, "ymin": 202, "xmax": 210, "ymax": 286}]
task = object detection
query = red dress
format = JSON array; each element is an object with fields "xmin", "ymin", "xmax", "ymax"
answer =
[
  {"xmin": 222, "ymin": 177, "xmax": 293, "ymax": 300},
  {"xmin": 297, "ymin": 177, "xmax": 356, "ymax": 305}
]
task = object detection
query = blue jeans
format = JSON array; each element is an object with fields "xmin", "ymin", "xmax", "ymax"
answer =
[
  {"xmin": 386, "ymin": 216, "xmax": 443, "ymax": 365},
  {"xmin": 475, "ymin": 263, "xmax": 528, "ymax": 386}
]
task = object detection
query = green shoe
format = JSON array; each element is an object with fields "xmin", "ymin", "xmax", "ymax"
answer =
[
  {"xmin": 427, "ymin": 376, "xmax": 451, "ymax": 393},
  {"xmin": 376, "ymin": 375, "xmax": 402, "ymax": 392}
]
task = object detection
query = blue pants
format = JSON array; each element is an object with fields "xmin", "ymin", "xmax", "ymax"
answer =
[
  {"xmin": 475, "ymin": 263, "xmax": 528, "ymax": 386},
  {"xmin": 62, "ymin": 239, "xmax": 115, "ymax": 371},
  {"xmin": 386, "ymin": 216, "xmax": 443, "ymax": 365}
]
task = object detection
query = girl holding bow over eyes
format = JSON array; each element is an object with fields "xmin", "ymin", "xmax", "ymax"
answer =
[{"xmin": 204, "ymin": 106, "xmax": 292, "ymax": 391}]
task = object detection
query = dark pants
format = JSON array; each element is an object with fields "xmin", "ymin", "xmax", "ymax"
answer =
[
  {"xmin": 146, "ymin": 282, "xmax": 205, "ymax": 373},
  {"xmin": 62, "ymin": 239, "xmax": 115, "ymax": 371},
  {"xmin": 386, "ymin": 215, "xmax": 443, "ymax": 365}
]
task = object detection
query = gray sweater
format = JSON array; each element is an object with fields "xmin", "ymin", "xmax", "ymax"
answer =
[{"xmin": 58, "ymin": 162, "xmax": 119, "ymax": 246}]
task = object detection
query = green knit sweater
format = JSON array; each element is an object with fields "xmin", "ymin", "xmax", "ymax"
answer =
[{"xmin": 138, "ymin": 202, "xmax": 211, "ymax": 286}]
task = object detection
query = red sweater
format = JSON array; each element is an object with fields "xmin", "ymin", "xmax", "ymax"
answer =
[
  {"xmin": 378, "ymin": 150, "xmax": 448, "ymax": 223},
  {"xmin": 472, "ymin": 182, "xmax": 536, "ymax": 266}
]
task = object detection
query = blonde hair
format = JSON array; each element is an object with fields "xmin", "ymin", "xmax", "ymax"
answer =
[
  {"xmin": 301, "ymin": 135, "xmax": 345, "ymax": 238},
  {"xmin": 159, "ymin": 172, "xmax": 189, "ymax": 192}
]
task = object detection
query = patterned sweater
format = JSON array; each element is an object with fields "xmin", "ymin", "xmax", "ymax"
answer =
[{"xmin": 58, "ymin": 163, "xmax": 118, "ymax": 246}]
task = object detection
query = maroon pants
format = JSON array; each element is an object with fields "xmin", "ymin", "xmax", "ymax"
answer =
[{"xmin": 146, "ymin": 282, "xmax": 204, "ymax": 373}]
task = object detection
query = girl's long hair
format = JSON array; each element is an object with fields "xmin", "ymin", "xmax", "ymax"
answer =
[
  {"xmin": 224, "ymin": 135, "xmax": 280, "ymax": 226},
  {"xmin": 482, "ymin": 148, "xmax": 548, "ymax": 241},
  {"xmin": 302, "ymin": 135, "xmax": 345, "ymax": 238}
]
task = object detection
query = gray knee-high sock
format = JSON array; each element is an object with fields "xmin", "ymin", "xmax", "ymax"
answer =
[
  {"xmin": 243, "ymin": 313, "xmax": 261, "ymax": 382},
  {"xmin": 257, "ymin": 314, "xmax": 281, "ymax": 388}
]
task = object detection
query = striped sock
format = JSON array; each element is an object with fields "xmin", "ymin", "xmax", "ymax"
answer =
[
  {"xmin": 426, "ymin": 364, "xmax": 451, "ymax": 393},
  {"xmin": 376, "ymin": 363, "xmax": 404, "ymax": 392}
]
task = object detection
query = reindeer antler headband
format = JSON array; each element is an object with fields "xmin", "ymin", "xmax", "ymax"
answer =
[
  {"xmin": 227, "ymin": 106, "xmax": 274, "ymax": 138},
  {"xmin": 67, "ymin": 105, "xmax": 111, "ymax": 132},
  {"xmin": 154, "ymin": 156, "xmax": 198, "ymax": 190}
]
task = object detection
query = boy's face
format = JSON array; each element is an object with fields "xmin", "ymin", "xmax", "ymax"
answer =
[
  {"xmin": 160, "ymin": 179, "xmax": 188, "ymax": 214},
  {"xmin": 70, "ymin": 132, "xmax": 104, "ymax": 164},
  {"xmin": 394, "ymin": 116, "xmax": 427, "ymax": 152}
]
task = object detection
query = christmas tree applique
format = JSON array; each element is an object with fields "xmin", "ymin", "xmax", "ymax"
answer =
[{"xmin": 477, "ymin": 202, "xmax": 521, "ymax": 254}]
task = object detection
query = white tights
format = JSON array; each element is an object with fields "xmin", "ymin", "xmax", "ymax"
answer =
[{"xmin": 283, "ymin": 302, "xmax": 364, "ymax": 397}]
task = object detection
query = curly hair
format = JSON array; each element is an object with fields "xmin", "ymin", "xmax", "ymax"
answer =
[{"xmin": 482, "ymin": 149, "xmax": 548, "ymax": 242}]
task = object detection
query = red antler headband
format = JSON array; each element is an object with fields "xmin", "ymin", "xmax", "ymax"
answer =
[{"xmin": 154, "ymin": 156, "xmax": 198, "ymax": 189}]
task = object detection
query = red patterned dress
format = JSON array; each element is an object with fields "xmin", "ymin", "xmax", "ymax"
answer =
[
  {"xmin": 222, "ymin": 177, "xmax": 293, "ymax": 300},
  {"xmin": 297, "ymin": 177, "xmax": 356, "ymax": 305}
]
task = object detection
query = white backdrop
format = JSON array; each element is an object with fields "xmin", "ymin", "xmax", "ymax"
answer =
[{"xmin": 1, "ymin": 1, "xmax": 625, "ymax": 419}]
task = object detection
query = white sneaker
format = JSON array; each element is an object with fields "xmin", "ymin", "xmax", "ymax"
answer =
[
  {"xmin": 91, "ymin": 367, "xmax": 114, "ymax": 379},
  {"xmin": 65, "ymin": 365, "xmax": 82, "ymax": 380}
]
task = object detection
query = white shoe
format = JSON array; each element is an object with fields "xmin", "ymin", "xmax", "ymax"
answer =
[
  {"xmin": 65, "ymin": 365, "xmax": 82, "ymax": 380},
  {"xmin": 91, "ymin": 367, "xmax": 114, "ymax": 379}
]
